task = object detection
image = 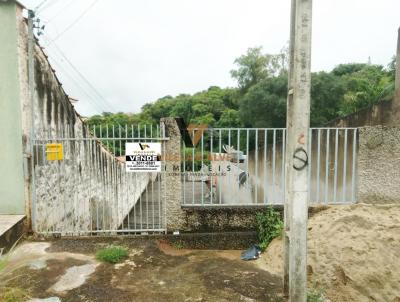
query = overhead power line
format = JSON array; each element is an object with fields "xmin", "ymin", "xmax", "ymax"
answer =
[
  {"xmin": 41, "ymin": 33, "xmax": 116, "ymax": 114},
  {"xmin": 49, "ymin": 0, "xmax": 101, "ymax": 43},
  {"xmin": 44, "ymin": 0, "xmax": 77, "ymax": 24}
]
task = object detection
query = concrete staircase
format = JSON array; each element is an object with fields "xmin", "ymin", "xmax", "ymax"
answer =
[
  {"xmin": 121, "ymin": 177, "xmax": 164, "ymax": 232},
  {"xmin": 0, "ymin": 215, "xmax": 25, "ymax": 254}
]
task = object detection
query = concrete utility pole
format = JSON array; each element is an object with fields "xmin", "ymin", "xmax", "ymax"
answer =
[
  {"xmin": 395, "ymin": 27, "xmax": 400, "ymax": 98},
  {"xmin": 28, "ymin": 9, "xmax": 37, "ymax": 231},
  {"xmin": 284, "ymin": 0, "xmax": 313, "ymax": 301},
  {"xmin": 283, "ymin": 0, "xmax": 296, "ymax": 296}
]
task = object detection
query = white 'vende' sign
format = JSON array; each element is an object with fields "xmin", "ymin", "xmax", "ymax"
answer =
[{"xmin": 125, "ymin": 143, "xmax": 161, "ymax": 172}]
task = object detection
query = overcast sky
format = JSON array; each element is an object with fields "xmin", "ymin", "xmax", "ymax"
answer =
[{"xmin": 20, "ymin": 0, "xmax": 400, "ymax": 116}]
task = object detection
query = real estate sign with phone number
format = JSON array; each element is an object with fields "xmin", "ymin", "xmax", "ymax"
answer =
[{"xmin": 125, "ymin": 143, "xmax": 161, "ymax": 172}]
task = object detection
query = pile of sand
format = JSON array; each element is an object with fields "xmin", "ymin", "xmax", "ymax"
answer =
[{"xmin": 258, "ymin": 204, "xmax": 400, "ymax": 302}]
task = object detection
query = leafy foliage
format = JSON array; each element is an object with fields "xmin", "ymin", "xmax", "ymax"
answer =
[
  {"xmin": 307, "ymin": 287, "xmax": 326, "ymax": 302},
  {"xmin": 96, "ymin": 246, "xmax": 128, "ymax": 264},
  {"xmin": 86, "ymin": 47, "xmax": 395, "ymax": 130},
  {"xmin": 1, "ymin": 287, "xmax": 30, "ymax": 302},
  {"xmin": 256, "ymin": 206, "xmax": 283, "ymax": 251}
]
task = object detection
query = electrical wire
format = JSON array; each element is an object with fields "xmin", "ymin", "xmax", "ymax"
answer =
[
  {"xmin": 47, "ymin": 53, "xmax": 107, "ymax": 114},
  {"xmin": 42, "ymin": 32, "xmax": 116, "ymax": 113},
  {"xmin": 51, "ymin": 42, "xmax": 115, "ymax": 112},
  {"xmin": 44, "ymin": 0, "xmax": 77, "ymax": 25},
  {"xmin": 35, "ymin": 0, "xmax": 61, "ymax": 13},
  {"xmin": 49, "ymin": 0, "xmax": 101, "ymax": 43},
  {"xmin": 41, "ymin": 34, "xmax": 112, "ymax": 114}
]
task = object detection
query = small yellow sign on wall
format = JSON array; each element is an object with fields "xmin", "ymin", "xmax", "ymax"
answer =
[{"xmin": 46, "ymin": 143, "xmax": 63, "ymax": 161}]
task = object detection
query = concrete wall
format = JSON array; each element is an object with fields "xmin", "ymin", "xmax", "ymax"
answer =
[
  {"xmin": 12, "ymin": 5, "xmax": 151, "ymax": 233},
  {"xmin": 0, "ymin": 1, "xmax": 25, "ymax": 214},
  {"xmin": 358, "ymin": 126, "xmax": 400, "ymax": 204},
  {"xmin": 328, "ymin": 100, "xmax": 394, "ymax": 128}
]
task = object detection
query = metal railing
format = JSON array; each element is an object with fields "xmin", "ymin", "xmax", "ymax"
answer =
[
  {"xmin": 32, "ymin": 124, "xmax": 167, "ymax": 236},
  {"xmin": 181, "ymin": 127, "xmax": 358, "ymax": 206}
]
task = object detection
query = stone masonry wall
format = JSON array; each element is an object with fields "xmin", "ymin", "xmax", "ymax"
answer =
[
  {"xmin": 358, "ymin": 126, "xmax": 400, "ymax": 204},
  {"xmin": 15, "ymin": 7, "xmax": 151, "ymax": 234}
]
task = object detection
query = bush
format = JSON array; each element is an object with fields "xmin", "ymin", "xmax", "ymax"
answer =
[
  {"xmin": 96, "ymin": 246, "xmax": 128, "ymax": 263},
  {"xmin": 256, "ymin": 206, "xmax": 283, "ymax": 251},
  {"xmin": 307, "ymin": 287, "xmax": 326, "ymax": 302},
  {"xmin": 1, "ymin": 288, "xmax": 30, "ymax": 302}
]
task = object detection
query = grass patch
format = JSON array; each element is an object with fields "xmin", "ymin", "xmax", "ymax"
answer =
[
  {"xmin": 0, "ymin": 258, "xmax": 7, "ymax": 272},
  {"xmin": 1, "ymin": 287, "xmax": 30, "ymax": 302},
  {"xmin": 307, "ymin": 287, "xmax": 326, "ymax": 302},
  {"xmin": 256, "ymin": 206, "xmax": 283, "ymax": 251},
  {"xmin": 96, "ymin": 246, "xmax": 128, "ymax": 264},
  {"xmin": 172, "ymin": 241, "xmax": 184, "ymax": 250}
]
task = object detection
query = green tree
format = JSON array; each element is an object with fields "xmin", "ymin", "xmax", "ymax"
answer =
[
  {"xmin": 239, "ymin": 75, "xmax": 287, "ymax": 128},
  {"xmin": 217, "ymin": 109, "xmax": 242, "ymax": 127}
]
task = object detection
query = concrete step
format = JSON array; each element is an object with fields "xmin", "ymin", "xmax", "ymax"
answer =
[
  {"xmin": 122, "ymin": 179, "xmax": 164, "ymax": 231},
  {"xmin": 0, "ymin": 215, "xmax": 25, "ymax": 254}
]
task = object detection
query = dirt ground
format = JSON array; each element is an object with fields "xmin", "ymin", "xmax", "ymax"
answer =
[
  {"xmin": 260, "ymin": 203, "xmax": 400, "ymax": 302},
  {"xmin": 0, "ymin": 237, "xmax": 284, "ymax": 302}
]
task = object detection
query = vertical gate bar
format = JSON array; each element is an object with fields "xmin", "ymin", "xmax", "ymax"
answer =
[
  {"xmin": 246, "ymin": 129, "xmax": 249, "ymax": 193},
  {"xmin": 151, "ymin": 126, "xmax": 155, "ymax": 230},
  {"xmin": 152, "ymin": 171, "xmax": 155, "ymax": 231},
  {"xmin": 135, "ymin": 173, "xmax": 139, "ymax": 230},
  {"xmin": 351, "ymin": 129, "xmax": 357, "ymax": 203},
  {"xmin": 95, "ymin": 126, "xmax": 99, "ymax": 232},
  {"xmin": 119, "ymin": 125, "xmax": 122, "ymax": 156},
  {"xmin": 124, "ymin": 155, "xmax": 129, "ymax": 232},
  {"xmin": 237, "ymin": 129, "xmax": 240, "ymax": 204},
  {"xmin": 342, "ymin": 129, "xmax": 348, "ymax": 202},
  {"xmin": 102, "ymin": 125, "xmax": 107, "ymax": 232},
  {"xmin": 264, "ymin": 130, "xmax": 268, "ymax": 204},
  {"xmin": 183, "ymin": 135, "xmax": 186, "ymax": 205},
  {"xmin": 119, "ymin": 125, "xmax": 123, "ymax": 226},
  {"xmin": 281, "ymin": 129, "xmax": 286, "ymax": 204},
  {"xmin": 324, "ymin": 129, "xmax": 330, "ymax": 204},
  {"xmin": 192, "ymin": 129, "xmax": 195, "ymax": 205},
  {"xmin": 316, "ymin": 129, "xmax": 321, "ymax": 203},
  {"xmin": 107, "ymin": 154, "xmax": 112, "ymax": 233},
  {"xmin": 333, "ymin": 129, "xmax": 339, "ymax": 203},
  {"xmin": 164, "ymin": 133, "xmax": 167, "ymax": 233},
  {"xmin": 210, "ymin": 131, "xmax": 214, "ymax": 204},
  {"xmin": 201, "ymin": 131, "xmax": 204, "ymax": 205},
  {"xmin": 52, "ymin": 128, "xmax": 58, "ymax": 234},
  {"xmin": 132, "ymin": 174, "xmax": 136, "ymax": 231},
  {"xmin": 34, "ymin": 141, "xmax": 39, "ymax": 232},
  {"xmin": 113, "ymin": 126, "xmax": 117, "ymax": 228},
  {"xmin": 272, "ymin": 129, "xmax": 276, "ymax": 203},
  {"xmin": 140, "ymin": 170, "xmax": 143, "ymax": 230},
  {"xmin": 73, "ymin": 137, "xmax": 78, "ymax": 235},
  {"xmin": 106, "ymin": 124, "xmax": 109, "ymax": 150},
  {"xmin": 88, "ymin": 134, "xmax": 93, "ymax": 234},
  {"xmin": 228, "ymin": 129, "xmax": 232, "ymax": 204},
  {"xmin": 219, "ymin": 129, "xmax": 222, "ymax": 204},
  {"xmin": 255, "ymin": 130, "xmax": 259, "ymax": 204},
  {"xmin": 308, "ymin": 128, "xmax": 313, "ymax": 203},
  {"xmin": 125, "ymin": 125, "xmax": 128, "ymax": 231},
  {"xmin": 158, "ymin": 169, "xmax": 161, "ymax": 230},
  {"xmin": 145, "ymin": 129, "xmax": 149, "ymax": 230}
]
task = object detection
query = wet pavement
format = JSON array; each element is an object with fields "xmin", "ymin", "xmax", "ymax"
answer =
[{"xmin": 0, "ymin": 238, "xmax": 284, "ymax": 302}]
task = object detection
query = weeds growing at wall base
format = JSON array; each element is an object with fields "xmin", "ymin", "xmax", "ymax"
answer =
[
  {"xmin": 256, "ymin": 206, "xmax": 283, "ymax": 251},
  {"xmin": 96, "ymin": 246, "xmax": 129, "ymax": 263}
]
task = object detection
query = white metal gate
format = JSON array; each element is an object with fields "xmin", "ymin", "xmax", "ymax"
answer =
[
  {"xmin": 32, "ymin": 124, "xmax": 167, "ymax": 236},
  {"xmin": 181, "ymin": 127, "xmax": 358, "ymax": 206}
]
